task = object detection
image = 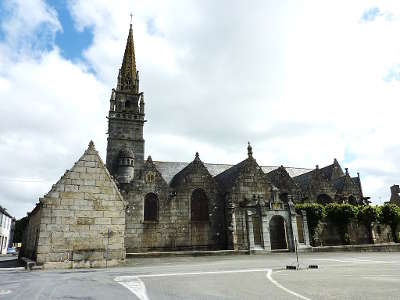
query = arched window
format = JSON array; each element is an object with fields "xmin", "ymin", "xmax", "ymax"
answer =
[
  {"xmin": 191, "ymin": 188, "xmax": 209, "ymax": 221},
  {"xmin": 317, "ymin": 194, "xmax": 332, "ymax": 204},
  {"xmin": 144, "ymin": 193, "xmax": 158, "ymax": 221}
]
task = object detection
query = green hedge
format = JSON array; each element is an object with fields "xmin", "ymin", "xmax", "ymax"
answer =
[
  {"xmin": 325, "ymin": 203, "xmax": 358, "ymax": 244},
  {"xmin": 378, "ymin": 204, "xmax": 400, "ymax": 242},
  {"xmin": 295, "ymin": 203, "xmax": 325, "ymax": 245}
]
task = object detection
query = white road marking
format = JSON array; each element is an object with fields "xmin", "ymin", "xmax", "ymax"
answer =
[
  {"xmin": 115, "ymin": 268, "xmax": 313, "ymax": 300},
  {"xmin": 115, "ymin": 268, "xmax": 270, "ymax": 299},
  {"xmin": 0, "ymin": 267, "xmax": 24, "ymax": 271},
  {"xmin": 312, "ymin": 258, "xmax": 400, "ymax": 264},
  {"xmin": 266, "ymin": 270, "xmax": 311, "ymax": 300},
  {"xmin": 0, "ymin": 289, "xmax": 11, "ymax": 295},
  {"xmin": 114, "ymin": 276, "xmax": 149, "ymax": 300},
  {"xmin": 129, "ymin": 268, "xmax": 271, "ymax": 278}
]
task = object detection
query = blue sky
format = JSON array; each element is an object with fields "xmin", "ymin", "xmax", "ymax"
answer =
[
  {"xmin": 1, "ymin": 0, "xmax": 400, "ymax": 218},
  {"xmin": 47, "ymin": 0, "xmax": 92, "ymax": 61}
]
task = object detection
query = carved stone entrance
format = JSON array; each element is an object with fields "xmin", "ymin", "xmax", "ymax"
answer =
[{"xmin": 269, "ymin": 215, "xmax": 288, "ymax": 250}]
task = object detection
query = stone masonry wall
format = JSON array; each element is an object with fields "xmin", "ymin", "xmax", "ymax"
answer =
[
  {"xmin": 22, "ymin": 205, "xmax": 41, "ymax": 260},
  {"xmin": 25, "ymin": 142, "xmax": 126, "ymax": 269},
  {"xmin": 124, "ymin": 157, "xmax": 225, "ymax": 252}
]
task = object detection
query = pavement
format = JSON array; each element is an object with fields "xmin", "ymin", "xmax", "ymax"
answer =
[{"xmin": 1, "ymin": 252, "xmax": 400, "ymax": 299}]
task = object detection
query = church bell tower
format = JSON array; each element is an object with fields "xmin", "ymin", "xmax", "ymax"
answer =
[{"xmin": 106, "ymin": 22, "xmax": 145, "ymax": 180}]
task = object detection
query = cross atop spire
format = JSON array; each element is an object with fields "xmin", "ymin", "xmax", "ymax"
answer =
[{"xmin": 118, "ymin": 21, "xmax": 138, "ymax": 92}]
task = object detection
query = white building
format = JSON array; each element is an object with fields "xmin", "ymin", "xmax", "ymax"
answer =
[{"xmin": 0, "ymin": 206, "xmax": 14, "ymax": 254}]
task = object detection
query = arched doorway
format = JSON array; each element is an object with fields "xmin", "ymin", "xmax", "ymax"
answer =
[
  {"xmin": 269, "ymin": 215, "xmax": 288, "ymax": 250},
  {"xmin": 317, "ymin": 194, "xmax": 332, "ymax": 204}
]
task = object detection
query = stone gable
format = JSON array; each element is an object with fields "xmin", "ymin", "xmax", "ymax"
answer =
[{"xmin": 24, "ymin": 141, "xmax": 125, "ymax": 269}]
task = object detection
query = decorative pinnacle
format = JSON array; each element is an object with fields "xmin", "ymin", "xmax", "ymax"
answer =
[
  {"xmin": 315, "ymin": 164, "xmax": 319, "ymax": 170},
  {"xmin": 147, "ymin": 155, "xmax": 153, "ymax": 163},
  {"xmin": 247, "ymin": 142, "xmax": 253, "ymax": 158},
  {"xmin": 130, "ymin": 12, "xmax": 133, "ymax": 25},
  {"xmin": 345, "ymin": 168, "xmax": 349, "ymax": 175},
  {"xmin": 195, "ymin": 152, "xmax": 200, "ymax": 159},
  {"xmin": 88, "ymin": 140, "xmax": 95, "ymax": 150}
]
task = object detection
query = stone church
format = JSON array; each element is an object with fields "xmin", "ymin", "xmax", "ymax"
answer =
[
  {"xmin": 105, "ymin": 23, "xmax": 367, "ymax": 253},
  {"xmin": 22, "ymin": 23, "xmax": 367, "ymax": 267}
]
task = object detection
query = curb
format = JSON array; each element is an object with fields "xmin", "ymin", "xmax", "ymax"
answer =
[
  {"xmin": 126, "ymin": 250, "xmax": 250, "ymax": 258},
  {"xmin": 0, "ymin": 267, "xmax": 25, "ymax": 271},
  {"xmin": 311, "ymin": 243, "xmax": 400, "ymax": 252}
]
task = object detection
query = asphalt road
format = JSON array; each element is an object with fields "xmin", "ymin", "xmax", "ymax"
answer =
[{"xmin": 1, "ymin": 252, "xmax": 400, "ymax": 299}]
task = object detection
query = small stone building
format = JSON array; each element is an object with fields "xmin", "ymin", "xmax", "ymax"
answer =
[{"xmin": 22, "ymin": 142, "xmax": 125, "ymax": 268}]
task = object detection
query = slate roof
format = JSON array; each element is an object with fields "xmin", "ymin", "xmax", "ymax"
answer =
[
  {"xmin": 332, "ymin": 176, "xmax": 346, "ymax": 191},
  {"xmin": 153, "ymin": 160, "xmax": 311, "ymax": 185},
  {"xmin": 293, "ymin": 170, "xmax": 314, "ymax": 190},
  {"xmin": 214, "ymin": 159, "xmax": 249, "ymax": 192}
]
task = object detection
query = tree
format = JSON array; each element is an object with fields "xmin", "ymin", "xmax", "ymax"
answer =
[
  {"xmin": 13, "ymin": 216, "xmax": 29, "ymax": 243},
  {"xmin": 296, "ymin": 203, "xmax": 325, "ymax": 246},
  {"xmin": 325, "ymin": 203, "xmax": 358, "ymax": 244},
  {"xmin": 379, "ymin": 204, "xmax": 400, "ymax": 242}
]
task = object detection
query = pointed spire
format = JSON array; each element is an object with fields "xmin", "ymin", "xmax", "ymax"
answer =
[
  {"xmin": 247, "ymin": 142, "xmax": 253, "ymax": 158},
  {"xmin": 119, "ymin": 20, "xmax": 137, "ymax": 92}
]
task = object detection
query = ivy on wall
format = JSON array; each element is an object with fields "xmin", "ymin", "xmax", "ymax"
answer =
[{"xmin": 296, "ymin": 202, "xmax": 400, "ymax": 245}]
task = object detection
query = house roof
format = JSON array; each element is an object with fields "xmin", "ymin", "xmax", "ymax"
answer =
[
  {"xmin": 153, "ymin": 160, "xmax": 311, "ymax": 185},
  {"xmin": 0, "ymin": 206, "xmax": 13, "ymax": 218}
]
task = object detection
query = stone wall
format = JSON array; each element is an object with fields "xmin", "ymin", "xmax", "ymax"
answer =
[
  {"xmin": 317, "ymin": 220, "xmax": 393, "ymax": 246},
  {"xmin": 124, "ymin": 155, "xmax": 225, "ymax": 252},
  {"xmin": 23, "ymin": 142, "xmax": 126, "ymax": 269},
  {"xmin": 22, "ymin": 205, "xmax": 41, "ymax": 259}
]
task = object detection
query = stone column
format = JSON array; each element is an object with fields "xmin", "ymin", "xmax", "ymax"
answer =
[
  {"xmin": 287, "ymin": 202, "xmax": 298, "ymax": 252},
  {"xmin": 262, "ymin": 212, "xmax": 271, "ymax": 251},
  {"xmin": 247, "ymin": 210, "xmax": 255, "ymax": 251}
]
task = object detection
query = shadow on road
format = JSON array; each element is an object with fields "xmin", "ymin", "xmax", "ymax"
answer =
[{"xmin": 0, "ymin": 256, "xmax": 23, "ymax": 268}]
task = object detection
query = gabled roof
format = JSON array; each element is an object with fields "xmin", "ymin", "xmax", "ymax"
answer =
[
  {"xmin": 319, "ymin": 159, "xmax": 344, "ymax": 181},
  {"xmin": 266, "ymin": 166, "xmax": 300, "ymax": 191},
  {"xmin": 152, "ymin": 160, "xmax": 311, "ymax": 185},
  {"xmin": 170, "ymin": 153, "xmax": 212, "ymax": 188},
  {"xmin": 214, "ymin": 159, "xmax": 249, "ymax": 192}
]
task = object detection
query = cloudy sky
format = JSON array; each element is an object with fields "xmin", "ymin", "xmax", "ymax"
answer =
[{"xmin": 1, "ymin": 0, "xmax": 400, "ymax": 219}]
